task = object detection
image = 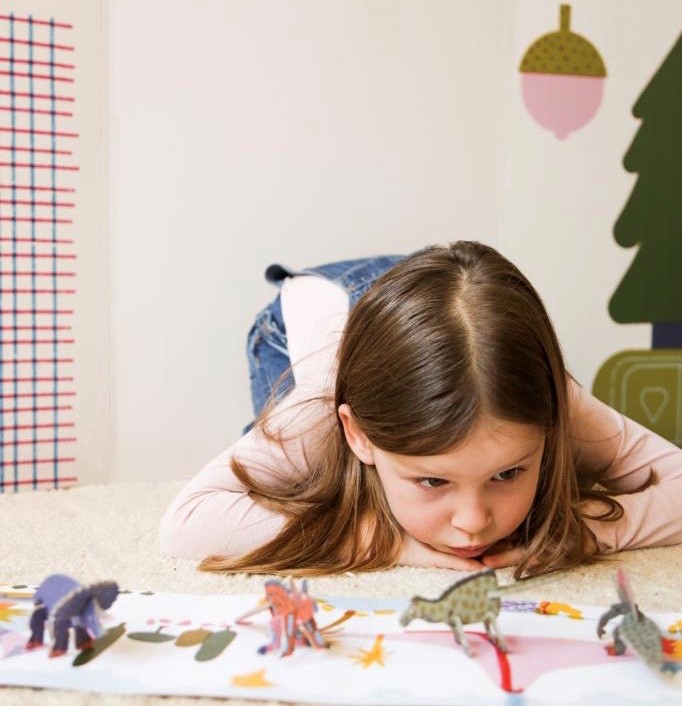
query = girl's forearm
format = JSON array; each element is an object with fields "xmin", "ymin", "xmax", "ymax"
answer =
[
  {"xmin": 582, "ymin": 479, "xmax": 682, "ymax": 552},
  {"xmin": 158, "ymin": 442, "xmax": 287, "ymax": 559}
]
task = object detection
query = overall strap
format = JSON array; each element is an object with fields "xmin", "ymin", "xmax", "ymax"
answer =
[{"xmin": 264, "ymin": 254, "xmax": 406, "ymax": 306}]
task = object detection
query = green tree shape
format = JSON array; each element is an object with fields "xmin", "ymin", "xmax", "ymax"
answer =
[{"xmin": 609, "ymin": 33, "xmax": 682, "ymax": 324}]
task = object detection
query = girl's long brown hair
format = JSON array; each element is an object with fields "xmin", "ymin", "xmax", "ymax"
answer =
[{"xmin": 200, "ymin": 241, "xmax": 649, "ymax": 578}]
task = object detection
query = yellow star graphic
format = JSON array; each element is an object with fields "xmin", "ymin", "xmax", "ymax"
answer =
[
  {"xmin": 668, "ymin": 620, "xmax": 682, "ymax": 636},
  {"xmin": 231, "ymin": 668, "xmax": 274, "ymax": 688},
  {"xmin": 349, "ymin": 634, "xmax": 389, "ymax": 668},
  {"xmin": 0, "ymin": 602, "xmax": 27, "ymax": 623}
]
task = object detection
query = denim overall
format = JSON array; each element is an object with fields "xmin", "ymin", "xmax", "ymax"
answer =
[{"xmin": 244, "ymin": 255, "xmax": 406, "ymax": 431}]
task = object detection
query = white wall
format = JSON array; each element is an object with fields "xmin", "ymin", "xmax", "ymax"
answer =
[
  {"xmin": 109, "ymin": 0, "xmax": 682, "ymax": 482},
  {"xmin": 109, "ymin": 0, "xmax": 513, "ymax": 481}
]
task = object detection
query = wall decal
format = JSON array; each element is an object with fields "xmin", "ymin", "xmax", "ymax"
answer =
[
  {"xmin": 0, "ymin": 11, "xmax": 78, "ymax": 491},
  {"xmin": 593, "ymin": 33, "xmax": 682, "ymax": 444},
  {"xmin": 519, "ymin": 4, "xmax": 607, "ymax": 139}
]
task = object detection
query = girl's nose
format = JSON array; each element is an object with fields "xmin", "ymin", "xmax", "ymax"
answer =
[{"xmin": 450, "ymin": 496, "xmax": 491, "ymax": 536}]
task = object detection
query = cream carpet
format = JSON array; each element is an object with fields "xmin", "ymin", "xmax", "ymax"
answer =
[{"xmin": 1, "ymin": 480, "xmax": 681, "ymax": 706}]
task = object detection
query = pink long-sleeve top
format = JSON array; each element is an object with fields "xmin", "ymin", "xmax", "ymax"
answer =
[{"xmin": 160, "ymin": 275, "xmax": 682, "ymax": 560}]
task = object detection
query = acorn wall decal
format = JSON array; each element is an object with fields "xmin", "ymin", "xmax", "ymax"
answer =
[{"xmin": 519, "ymin": 4, "xmax": 607, "ymax": 139}]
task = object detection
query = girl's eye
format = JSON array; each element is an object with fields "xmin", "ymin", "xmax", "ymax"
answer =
[
  {"xmin": 492, "ymin": 467, "xmax": 522, "ymax": 482},
  {"xmin": 417, "ymin": 477, "xmax": 448, "ymax": 488}
]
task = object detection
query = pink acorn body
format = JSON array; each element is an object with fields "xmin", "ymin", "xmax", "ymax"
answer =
[
  {"xmin": 519, "ymin": 5, "xmax": 607, "ymax": 140},
  {"xmin": 521, "ymin": 73, "xmax": 605, "ymax": 140}
]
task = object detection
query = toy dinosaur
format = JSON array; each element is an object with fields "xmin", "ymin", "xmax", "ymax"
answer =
[
  {"xmin": 400, "ymin": 568, "xmax": 506, "ymax": 657},
  {"xmin": 25, "ymin": 573, "xmax": 119, "ymax": 657},
  {"xmin": 236, "ymin": 578, "xmax": 328, "ymax": 657},
  {"xmin": 597, "ymin": 568, "xmax": 679, "ymax": 673}
]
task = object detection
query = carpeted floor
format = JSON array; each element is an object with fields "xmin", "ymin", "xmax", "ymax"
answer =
[{"xmin": 1, "ymin": 480, "xmax": 681, "ymax": 705}]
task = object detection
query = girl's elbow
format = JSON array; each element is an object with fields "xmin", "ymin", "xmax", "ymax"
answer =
[{"xmin": 158, "ymin": 507, "xmax": 203, "ymax": 559}]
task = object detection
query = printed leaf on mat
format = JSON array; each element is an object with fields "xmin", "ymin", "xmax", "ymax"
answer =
[
  {"xmin": 175, "ymin": 629, "xmax": 211, "ymax": 647},
  {"xmin": 73, "ymin": 624, "xmax": 126, "ymax": 666},
  {"xmin": 195, "ymin": 629, "xmax": 237, "ymax": 661},
  {"xmin": 127, "ymin": 627, "xmax": 176, "ymax": 643}
]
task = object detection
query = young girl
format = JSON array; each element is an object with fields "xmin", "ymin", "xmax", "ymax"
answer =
[{"xmin": 160, "ymin": 241, "xmax": 682, "ymax": 578}]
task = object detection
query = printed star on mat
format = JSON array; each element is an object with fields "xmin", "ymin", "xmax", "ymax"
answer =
[
  {"xmin": 349, "ymin": 634, "xmax": 389, "ymax": 668},
  {"xmin": 667, "ymin": 620, "xmax": 682, "ymax": 636},
  {"xmin": 231, "ymin": 669, "xmax": 274, "ymax": 688},
  {"xmin": 536, "ymin": 602, "xmax": 583, "ymax": 619},
  {"xmin": 0, "ymin": 602, "xmax": 27, "ymax": 623}
]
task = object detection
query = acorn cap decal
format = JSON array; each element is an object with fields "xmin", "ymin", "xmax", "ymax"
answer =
[
  {"xmin": 519, "ymin": 5, "xmax": 607, "ymax": 139},
  {"xmin": 520, "ymin": 5, "xmax": 606, "ymax": 77}
]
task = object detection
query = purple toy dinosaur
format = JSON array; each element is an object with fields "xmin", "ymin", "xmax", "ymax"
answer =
[{"xmin": 26, "ymin": 574, "xmax": 119, "ymax": 657}]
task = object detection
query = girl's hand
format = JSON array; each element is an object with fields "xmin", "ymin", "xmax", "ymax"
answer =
[
  {"xmin": 480, "ymin": 540, "xmax": 526, "ymax": 569},
  {"xmin": 399, "ymin": 535, "xmax": 486, "ymax": 571},
  {"xmin": 481, "ymin": 529, "xmax": 599, "ymax": 570}
]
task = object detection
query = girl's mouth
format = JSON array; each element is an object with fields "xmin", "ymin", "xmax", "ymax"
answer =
[{"xmin": 447, "ymin": 544, "xmax": 492, "ymax": 559}]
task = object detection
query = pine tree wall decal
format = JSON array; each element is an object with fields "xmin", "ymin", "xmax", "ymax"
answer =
[
  {"xmin": 609, "ymin": 33, "xmax": 682, "ymax": 346},
  {"xmin": 593, "ymin": 33, "xmax": 682, "ymax": 445}
]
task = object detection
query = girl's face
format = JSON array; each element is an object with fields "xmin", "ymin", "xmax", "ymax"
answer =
[{"xmin": 338, "ymin": 407, "xmax": 544, "ymax": 559}]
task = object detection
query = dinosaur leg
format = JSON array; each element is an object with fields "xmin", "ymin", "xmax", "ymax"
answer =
[
  {"xmin": 610, "ymin": 626, "xmax": 627, "ymax": 656},
  {"xmin": 281, "ymin": 614, "xmax": 296, "ymax": 657},
  {"xmin": 26, "ymin": 605, "xmax": 48, "ymax": 649},
  {"xmin": 484, "ymin": 613, "xmax": 508, "ymax": 652},
  {"xmin": 450, "ymin": 614, "xmax": 472, "ymax": 657},
  {"xmin": 308, "ymin": 621, "xmax": 328, "ymax": 649},
  {"xmin": 50, "ymin": 618, "xmax": 71, "ymax": 657},
  {"xmin": 300, "ymin": 620, "xmax": 327, "ymax": 649},
  {"xmin": 74, "ymin": 626, "xmax": 94, "ymax": 650},
  {"xmin": 257, "ymin": 618, "xmax": 281, "ymax": 654}
]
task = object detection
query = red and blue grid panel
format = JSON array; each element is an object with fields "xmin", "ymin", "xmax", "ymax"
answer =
[{"xmin": 0, "ymin": 12, "xmax": 78, "ymax": 491}]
